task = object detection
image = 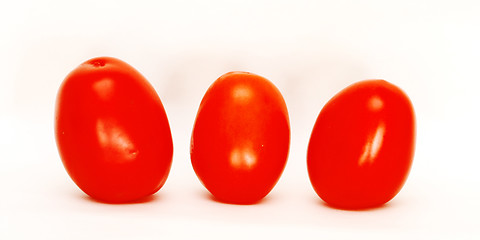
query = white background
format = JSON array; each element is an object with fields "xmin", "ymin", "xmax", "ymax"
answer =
[{"xmin": 1, "ymin": 0, "xmax": 480, "ymax": 239}]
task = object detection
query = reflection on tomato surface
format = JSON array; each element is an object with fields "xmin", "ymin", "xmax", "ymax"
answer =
[
  {"xmin": 55, "ymin": 57, "xmax": 173, "ymax": 203},
  {"xmin": 191, "ymin": 72, "xmax": 290, "ymax": 204},
  {"xmin": 307, "ymin": 80, "xmax": 416, "ymax": 210}
]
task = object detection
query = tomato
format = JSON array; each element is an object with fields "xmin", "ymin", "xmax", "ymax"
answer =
[
  {"xmin": 307, "ymin": 80, "xmax": 415, "ymax": 209},
  {"xmin": 190, "ymin": 72, "xmax": 290, "ymax": 204},
  {"xmin": 55, "ymin": 57, "xmax": 173, "ymax": 203}
]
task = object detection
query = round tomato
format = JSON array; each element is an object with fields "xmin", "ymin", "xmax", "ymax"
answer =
[
  {"xmin": 190, "ymin": 72, "xmax": 290, "ymax": 204},
  {"xmin": 55, "ymin": 57, "xmax": 173, "ymax": 203},
  {"xmin": 307, "ymin": 80, "xmax": 415, "ymax": 209}
]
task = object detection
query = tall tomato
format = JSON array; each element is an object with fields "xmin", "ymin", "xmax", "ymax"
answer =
[{"xmin": 55, "ymin": 57, "xmax": 173, "ymax": 203}]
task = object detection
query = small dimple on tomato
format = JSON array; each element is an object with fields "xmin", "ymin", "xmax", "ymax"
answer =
[
  {"xmin": 190, "ymin": 71, "xmax": 290, "ymax": 204},
  {"xmin": 307, "ymin": 79, "xmax": 415, "ymax": 210},
  {"xmin": 55, "ymin": 57, "xmax": 173, "ymax": 203}
]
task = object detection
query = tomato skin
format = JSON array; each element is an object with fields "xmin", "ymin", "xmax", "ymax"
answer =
[
  {"xmin": 191, "ymin": 72, "xmax": 290, "ymax": 204},
  {"xmin": 55, "ymin": 57, "xmax": 173, "ymax": 203},
  {"xmin": 307, "ymin": 80, "xmax": 415, "ymax": 210}
]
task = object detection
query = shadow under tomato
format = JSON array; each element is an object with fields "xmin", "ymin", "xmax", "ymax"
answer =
[
  {"xmin": 318, "ymin": 199, "xmax": 395, "ymax": 212},
  {"xmin": 201, "ymin": 191, "xmax": 273, "ymax": 206},
  {"xmin": 80, "ymin": 193, "xmax": 161, "ymax": 205}
]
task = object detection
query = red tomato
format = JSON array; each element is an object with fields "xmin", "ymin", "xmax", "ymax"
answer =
[
  {"xmin": 190, "ymin": 72, "xmax": 290, "ymax": 204},
  {"xmin": 307, "ymin": 80, "xmax": 415, "ymax": 209},
  {"xmin": 55, "ymin": 57, "xmax": 173, "ymax": 203}
]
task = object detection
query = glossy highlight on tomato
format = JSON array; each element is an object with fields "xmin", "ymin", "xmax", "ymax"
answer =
[
  {"xmin": 307, "ymin": 80, "xmax": 415, "ymax": 210},
  {"xmin": 190, "ymin": 72, "xmax": 290, "ymax": 204},
  {"xmin": 55, "ymin": 57, "xmax": 173, "ymax": 203}
]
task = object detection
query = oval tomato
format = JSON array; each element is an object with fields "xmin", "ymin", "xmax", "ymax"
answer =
[
  {"xmin": 55, "ymin": 57, "xmax": 173, "ymax": 203},
  {"xmin": 190, "ymin": 72, "xmax": 290, "ymax": 204},
  {"xmin": 307, "ymin": 80, "xmax": 415, "ymax": 209}
]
